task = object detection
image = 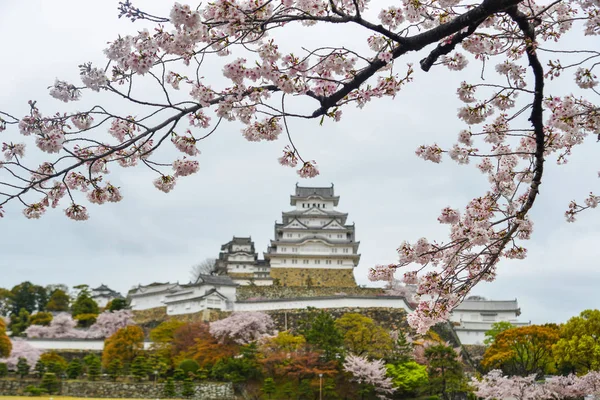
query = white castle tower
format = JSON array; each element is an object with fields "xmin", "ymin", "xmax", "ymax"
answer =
[{"xmin": 265, "ymin": 184, "xmax": 360, "ymax": 287}]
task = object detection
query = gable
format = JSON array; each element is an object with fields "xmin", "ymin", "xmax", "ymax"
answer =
[{"xmin": 322, "ymin": 220, "xmax": 344, "ymax": 229}]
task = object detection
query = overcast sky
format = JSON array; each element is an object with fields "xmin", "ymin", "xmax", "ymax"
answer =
[{"xmin": 0, "ymin": 1, "xmax": 598, "ymax": 325}]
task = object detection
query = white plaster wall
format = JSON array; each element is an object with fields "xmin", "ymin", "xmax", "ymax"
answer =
[
  {"xmin": 449, "ymin": 310, "xmax": 520, "ymax": 323},
  {"xmin": 25, "ymin": 340, "xmax": 152, "ymax": 351},
  {"xmin": 455, "ymin": 330, "xmax": 487, "ymax": 345},
  {"xmin": 234, "ymin": 297, "xmax": 411, "ymax": 312},
  {"xmin": 129, "ymin": 293, "xmax": 167, "ymax": 310},
  {"xmin": 295, "ymin": 200, "xmax": 335, "ymax": 210},
  {"xmin": 93, "ymin": 297, "xmax": 110, "ymax": 308}
]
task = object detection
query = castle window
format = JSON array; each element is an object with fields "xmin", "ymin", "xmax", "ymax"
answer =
[
  {"xmin": 337, "ymin": 260, "xmax": 343, "ymax": 265},
  {"xmin": 326, "ymin": 260, "xmax": 332, "ymax": 265},
  {"xmin": 315, "ymin": 260, "xmax": 321, "ymax": 265},
  {"xmin": 287, "ymin": 233, "xmax": 292, "ymax": 238},
  {"xmin": 292, "ymin": 248, "xmax": 298, "ymax": 253},
  {"xmin": 292, "ymin": 259, "xmax": 298, "ymax": 264},
  {"xmin": 323, "ymin": 204, "xmax": 326, "ymax": 208},
  {"xmin": 343, "ymin": 248, "xmax": 349, "ymax": 253},
  {"xmin": 303, "ymin": 260, "xmax": 309, "ymax": 264},
  {"xmin": 313, "ymin": 203, "xmax": 316, "ymax": 207},
  {"xmin": 332, "ymin": 249, "xmax": 338, "ymax": 253}
]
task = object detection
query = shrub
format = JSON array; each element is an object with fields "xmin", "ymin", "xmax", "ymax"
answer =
[
  {"xmin": 24, "ymin": 386, "xmax": 47, "ymax": 397},
  {"xmin": 178, "ymin": 359, "xmax": 200, "ymax": 376},
  {"xmin": 40, "ymin": 372, "xmax": 60, "ymax": 394},
  {"xmin": 163, "ymin": 377, "xmax": 176, "ymax": 398},
  {"xmin": 182, "ymin": 377, "xmax": 195, "ymax": 398}
]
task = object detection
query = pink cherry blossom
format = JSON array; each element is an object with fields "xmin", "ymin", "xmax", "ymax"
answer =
[
  {"xmin": 297, "ymin": 161, "xmax": 319, "ymax": 178},
  {"xmin": 65, "ymin": 204, "xmax": 90, "ymax": 221},
  {"xmin": 153, "ymin": 175, "xmax": 177, "ymax": 193},
  {"xmin": 172, "ymin": 158, "xmax": 199, "ymax": 177}
]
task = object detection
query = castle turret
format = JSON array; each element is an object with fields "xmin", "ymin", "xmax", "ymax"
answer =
[
  {"xmin": 265, "ymin": 184, "xmax": 360, "ymax": 287},
  {"xmin": 216, "ymin": 237, "xmax": 272, "ymax": 286}
]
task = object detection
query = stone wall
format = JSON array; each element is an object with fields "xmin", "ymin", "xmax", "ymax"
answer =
[
  {"xmin": 0, "ymin": 379, "xmax": 234, "ymax": 399},
  {"xmin": 268, "ymin": 268, "xmax": 357, "ymax": 287},
  {"xmin": 237, "ymin": 285, "xmax": 385, "ymax": 300}
]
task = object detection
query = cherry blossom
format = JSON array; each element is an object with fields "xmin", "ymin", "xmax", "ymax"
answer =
[
  {"xmin": 343, "ymin": 354, "xmax": 395, "ymax": 400},
  {"xmin": 153, "ymin": 175, "xmax": 176, "ymax": 193}
]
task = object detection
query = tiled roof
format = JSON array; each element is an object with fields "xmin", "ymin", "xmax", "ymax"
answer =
[
  {"xmin": 195, "ymin": 274, "xmax": 238, "ymax": 286},
  {"xmin": 454, "ymin": 299, "xmax": 520, "ymax": 312},
  {"xmin": 295, "ymin": 185, "xmax": 335, "ymax": 198}
]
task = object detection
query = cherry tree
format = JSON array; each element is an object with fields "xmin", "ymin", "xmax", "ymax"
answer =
[
  {"xmin": 209, "ymin": 311, "xmax": 275, "ymax": 344},
  {"xmin": 25, "ymin": 310, "xmax": 134, "ymax": 339},
  {"xmin": 0, "ymin": 0, "xmax": 599, "ymax": 332},
  {"xmin": 343, "ymin": 354, "xmax": 395, "ymax": 399},
  {"xmin": 0, "ymin": 339, "xmax": 42, "ymax": 371}
]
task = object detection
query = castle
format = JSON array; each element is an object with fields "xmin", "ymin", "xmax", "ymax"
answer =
[
  {"xmin": 215, "ymin": 184, "xmax": 360, "ymax": 287},
  {"xmin": 126, "ymin": 184, "xmax": 529, "ymax": 345}
]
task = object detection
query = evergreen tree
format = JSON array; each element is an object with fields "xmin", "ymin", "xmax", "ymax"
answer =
[
  {"xmin": 17, "ymin": 357, "xmax": 30, "ymax": 379},
  {"xmin": 182, "ymin": 377, "xmax": 195, "ymax": 398},
  {"xmin": 299, "ymin": 309, "xmax": 344, "ymax": 361},
  {"xmin": 46, "ymin": 289, "xmax": 70, "ymax": 312},
  {"xmin": 131, "ymin": 356, "xmax": 148, "ymax": 382},
  {"xmin": 84, "ymin": 354, "xmax": 101, "ymax": 381},
  {"xmin": 391, "ymin": 330, "xmax": 414, "ymax": 364},
  {"xmin": 298, "ymin": 379, "xmax": 314, "ymax": 400},
  {"xmin": 425, "ymin": 345, "xmax": 466, "ymax": 400},
  {"xmin": 281, "ymin": 382, "xmax": 295, "ymax": 400},
  {"xmin": 34, "ymin": 360, "xmax": 47, "ymax": 378},
  {"xmin": 10, "ymin": 308, "xmax": 31, "ymax": 336},
  {"xmin": 163, "ymin": 377, "xmax": 176, "ymax": 398},
  {"xmin": 0, "ymin": 363, "xmax": 8, "ymax": 377},
  {"xmin": 66, "ymin": 358, "xmax": 83, "ymax": 379},
  {"xmin": 46, "ymin": 360, "xmax": 66, "ymax": 376},
  {"xmin": 108, "ymin": 298, "xmax": 127, "ymax": 311},
  {"xmin": 71, "ymin": 286, "xmax": 99, "ymax": 317},
  {"xmin": 323, "ymin": 378, "xmax": 339, "ymax": 399},
  {"xmin": 106, "ymin": 359, "xmax": 122, "ymax": 381},
  {"xmin": 40, "ymin": 372, "xmax": 60, "ymax": 394},
  {"xmin": 173, "ymin": 368, "xmax": 186, "ymax": 381},
  {"xmin": 262, "ymin": 377, "xmax": 276, "ymax": 399}
]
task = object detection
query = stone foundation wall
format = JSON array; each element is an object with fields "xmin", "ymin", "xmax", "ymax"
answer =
[
  {"xmin": 228, "ymin": 272, "xmax": 255, "ymax": 279},
  {"xmin": 237, "ymin": 285, "xmax": 384, "ymax": 300},
  {"xmin": 0, "ymin": 379, "xmax": 234, "ymax": 399},
  {"xmin": 269, "ymin": 268, "xmax": 356, "ymax": 287}
]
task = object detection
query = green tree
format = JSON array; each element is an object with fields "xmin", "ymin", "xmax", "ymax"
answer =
[
  {"xmin": 108, "ymin": 298, "xmax": 128, "ymax": 311},
  {"xmin": 173, "ymin": 368, "xmax": 186, "ymax": 381},
  {"xmin": 178, "ymin": 359, "xmax": 200, "ymax": 376},
  {"xmin": 131, "ymin": 356, "xmax": 149, "ymax": 381},
  {"xmin": 74, "ymin": 313, "xmax": 97, "ymax": 328},
  {"xmin": 483, "ymin": 321, "xmax": 516, "ymax": 346},
  {"xmin": 66, "ymin": 358, "xmax": 83, "ymax": 379},
  {"xmin": 40, "ymin": 351, "xmax": 68, "ymax": 376},
  {"xmin": 182, "ymin": 377, "xmax": 195, "ymax": 398},
  {"xmin": 71, "ymin": 294, "xmax": 99, "ymax": 317},
  {"xmin": 553, "ymin": 309, "xmax": 600, "ymax": 374},
  {"xmin": 106, "ymin": 359, "xmax": 122, "ymax": 381},
  {"xmin": 84, "ymin": 354, "xmax": 102, "ymax": 381},
  {"xmin": 17, "ymin": 357, "xmax": 30, "ymax": 379},
  {"xmin": 281, "ymin": 382, "xmax": 295, "ymax": 400},
  {"xmin": 46, "ymin": 289, "xmax": 70, "ymax": 312},
  {"xmin": 299, "ymin": 309, "xmax": 344, "ymax": 361},
  {"xmin": 0, "ymin": 288, "xmax": 12, "ymax": 316},
  {"xmin": 10, "ymin": 282, "xmax": 47, "ymax": 314},
  {"xmin": 164, "ymin": 377, "xmax": 176, "ymax": 397},
  {"xmin": 102, "ymin": 325, "xmax": 144, "ymax": 369},
  {"xmin": 34, "ymin": 360, "xmax": 47, "ymax": 378},
  {"xmin": 323, "ymin": 378, "xmax": 339, "ymax": 399},
  {"xmin": 298, "ymin": 379, "xmax": 314, "ymax": 400},
  {"xmin": 425, "ymin": 345, "xmax": 466, "ymax": 400},
  {"xmin": 210, "ymin": 343, "xmax": 261, "ymax": 383},
  {"xmin": 40, "ymin": 372, "xmax": 60, "ymax": 394},
  {"xmin": 390, "ymin": 330, "xmax": 414, "ymax": 364},
  {"xmin": 387, "ymin": 360, "xmax": 429, "ymax": 397},
  {"xmin": 0, "ymin": 363, "xmax": 8, "ymax": 377},
  {"xmin": 335, "ymin": 313, "xmax": 393, "ymax": 359},
  {"xmin": 30, "ymin": 311, "xmax": 53, "ymax": 326},
  {"xmin": 262, "ymin": 377, "xmax": 276, "ymax": 399},
  {"xmin": 9, "ymin": 308, "xmax": 31, "ymax": 336}
]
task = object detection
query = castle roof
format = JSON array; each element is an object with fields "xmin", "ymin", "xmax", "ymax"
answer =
[
  {"xmin": 291, "ymin": 184, "xmax": 340, "ymax": 206},
  {"xmin": 194, "ymin": 274, "xmax": 238, "ymax": 287},
  {"xmin": 220, "ymin": 236, "xmax": 255, "ymax": 252},
  {"xmin": 454, "ymin": 299, "xmax": 520, "ymax": 313}
]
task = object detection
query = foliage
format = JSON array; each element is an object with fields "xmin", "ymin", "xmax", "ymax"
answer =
[
  {"xmin": 343, "ymin": 354, "xmax": 395, "ymax": 400},
  {"xmin": 209, "ymin": 311, "xmax": 275, "ymax": 345},
  {"xmin": 386, "ymin": 360, "xmax": 429, "ymax": 397},
  {"xmin": 71, "ymin": 290, "xmax": 99, "ymax": 317},
  {"xmin": 298, "ymin": 309, "xmax": 344, "ymax": 361},
  {"xmin": 106, "ymin": 358, "xmax": 122, "ymax": 381},
  {"xmin": 0, "ymin": 338, "xmax": 41, "ymax": 371},
  {"xmin": 29, "ymin": 312, "xmax": 53, "ymax": 327},
  {"xmin": 187, "ymin": 325, "xmax": 238, "ymax": 368},
  {"xmin": 150, "ymin": 319, "xmax": 186, "ymax": 360},
  {"xmin": 107, "ymin": 298, "xmax": 128, "ymax": 311},
  {"xmin": 0, "ymin": 318, "xmax": 11, "ymax": 357},
  {"xmin": 482, "ymin": 325, "xmax": 559, "ymax": 376},
  {"xmin": 131, "ymin": 355, "xmax": 149, "ymax": 381},
  {"xmin": 388, "ymin": 330, "xmax": 414, "ymax": 364},
  {"xmin": 46, "ymin": 289, "xmax": 70, "ymax": 312},
  {"xmin": 425, "ymin": 345, "xmax": 467, "ymax": 400},
  {"xmin": 210, "ymin": 343, "xmax": 261, "ymax": 383},
  {"xmin": 24, "ymin": 385, "xmax": 47, "ymax": 396},
  {"xmin": 40, "ymin": 372, "xmax": 60, "ymax": 394},
  {"xmin": 262, "ymin": 377, "xmax": 277, "ymax": 399},
  {"xmin": 102, "ymin": 325, "xmax": 144, "ymax": 368},
  {"xmin": 297, "ymin": 379, "xmax": 314, "ymax": 399},
  {"xmin": 0, "ymin": 289, "xmax": 12, "ymax": 317},
  {"xmin": 10, "ymin": 308, "xmax": 31, "ymax": 336},
  {"xmin": 261, "ymin": 341, "xmax": 338, "ymax": 384},
  {"xmin": 40, "ymin": 351, "xmax": 68, "ymax": 375},
  {"xmin": 26, "ymin": 310, "xmax": 134, "ymax": 339},
  {"xmin": 83, "ymin": 353, "xmax": 102, "ymax": 381},
  {"xmin": 483, "ymin": 321, "xmax": 516, "ymax": 346},
  {"xmin": 17, "ymin": 356, "xmax": 30, "ymax": 378},
  {"xmin": 66, "ymin": 358, "xmax": 83, "ymax": 379},
  {"xmin": 182, "ymin": 377, "xmax": 195, "ymax": 398},
  {"xmin": 173, "ymin": 368, "xmax": 186, "ymax": 381},
  {"xmin": 86, "ymin": 310, "xmax": 134, "ymax": 338},
  {"xmin": 178, "ymin": 358, "xmax": 200, "ymax": 376},
  {"xmin": 164, "ymin": 377, "xmax": 176, "ymax": 398},
  {"xmin": 9, "ymin": 282, "xmax": 47, "ymax": 315},
  {"xmin": 34, "ymin": 360, "xmax": 47, "ymax": 378},
  {"xmin": 171, "ymin": 321, "xmax": 210, "ymax": 359},
  {"xmin": 335, "ymin": 313, "xmax": 393, "ymax": 359},
  {"xmin": 553, "ymin": 309, "xmax": 600, "ymax": 374},
  {"xmin": 74, "ymin": 313, "xmax": 98, "ymax": 328},
  {"xmin": 0, "ymin": 362, "xmax": 7, "ymax": 377}
]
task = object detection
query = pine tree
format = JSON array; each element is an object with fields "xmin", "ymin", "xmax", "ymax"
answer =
[
  {"xmin": 41, "ymin": 372, "xmax": 60, "ymax": 394},
  {"xmin": 34, "ymin": 360, "xmax": 47, "ymax": 378},
  {"xmin": 173, "ymin": 368, "xmax": 186, "ymax": 381},
  {"xmin": 0, "ymin": 363, "xmax": 8, "ymax": 377},
  {"xmin": 106, "ymin": 359, "xmax": 122, "ymax": 381},
  {"xmin": 84, "ymin": 354, "xmax": 101, "ymax": 381},
  {"xmin": 17, "ymin": 357, "xmax": 30, "ymax": 379},
  {"xmin": 131, "ymin": 356, "xmax": 148, "ymax": 382},
  {"xmin": 262, "ymin": 377, "xmax": 276, "ymax": 399},
  {"xmin": 163, "ymin": 377, "xmax": 176, "ymax": 398},
  {"xmin": 66, "ymin": 358, "xmax": 83, "ymax": 379},
  {"xmin": 298, "ymin": 379, "xmax": 314, "ymax": 400},
  {"xmin": 181, "ymin": 377, "xmax": 195, "ymax": 398}
]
